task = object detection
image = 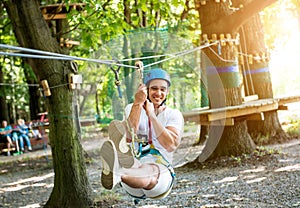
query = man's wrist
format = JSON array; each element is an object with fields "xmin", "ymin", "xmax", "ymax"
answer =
[{"xmin": 133, "ymin": 102, "xmax": 144, "ymax": 107}]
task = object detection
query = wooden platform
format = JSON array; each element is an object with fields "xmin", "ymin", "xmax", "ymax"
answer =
[
  {"xmin": 40, "ymin": 3, "xmax": 86, "ymax": 20},
  {"xmin": 183, "ymin": 95, "xmax": 300, "ymax": 126}
]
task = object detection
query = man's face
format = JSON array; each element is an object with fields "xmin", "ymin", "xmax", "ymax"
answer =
[
  {"xmin": 2, "ymin": 121, "xmax": 7, "ymax": 127},
  {"xmin": 148, "ymin": 79, "xmax": 169, "ymax": 107}
]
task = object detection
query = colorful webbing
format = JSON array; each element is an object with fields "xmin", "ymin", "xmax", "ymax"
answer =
[
  {"xmin": 243, "ymin": 67, "xmax": 269, "ymax": 75},
  {"xmin": 206, "ymin": 65, "xmax": 239, "ymax": 75}
]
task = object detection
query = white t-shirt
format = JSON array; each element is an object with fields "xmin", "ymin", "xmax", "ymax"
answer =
[{"xmin": 125, "ymin": 103, "xmax": 184, "ymax": 164}]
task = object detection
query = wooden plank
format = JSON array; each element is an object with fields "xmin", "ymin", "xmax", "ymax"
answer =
[
  {"xmin": 278, "ymin": 95, "xmax": 300, "ymax": 105},
  {"xmin": 40, "ymin": 3, "xmax": 86, "ymax": 13},
  {"xmin": 80, "ymin": 119, "xmax": 96, "ymax": 127},
  {"xmin": 278, "ymin": 105, "xmax": 289, "ymax": 110},
  {"xmin": 200, "ymin": 118, "xmax": 234, "ymax": 126},
  {"xmin": 207, "ymin": 102, "xmax": 278, "ymax": 121},
  {"xmin": 243, "ymin": 94, "xmax": 259, "ymax": 102},
  {"xmin": 183, "ymin": 95, "xmax": 300, "ymax": 126},
  {"xmin": 43, "ymin": 13, "xmax": 66, "ymax": 20},
  {"xmin": 183, "ymin": 113, "xmax": 209, "ymax": 124},
  {"xmin": 65, "ymin": 40, "xmax": 80, "ymax": 46}
]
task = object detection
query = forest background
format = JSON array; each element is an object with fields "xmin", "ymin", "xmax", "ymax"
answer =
[
  {"xmin": 1, "ymin": 0, "xmax": 300, "ymax": 125},
  {"xmin": 1, "ymin": 0, "xmax": 300, "ymax": 207}
]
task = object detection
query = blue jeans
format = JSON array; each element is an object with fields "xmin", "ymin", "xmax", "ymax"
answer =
[{"xmin": 18, "ymin": 134, "xmax": 32, "ymax": 150}]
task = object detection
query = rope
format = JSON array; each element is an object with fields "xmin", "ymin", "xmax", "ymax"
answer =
[
  {"xmin": 238, "ymin": 38, "xmax": 250, "ymax": 95},
  {"xmin": 240, "ymin": 26, "xmax": 255, "ymax": 95},
  {"xmin": 208, "ymin": 47, "xmax": 236, "ymax": 63},
  {"xmin": 126, "ymin": 61, "xmax": 145, "ymax": 158}
]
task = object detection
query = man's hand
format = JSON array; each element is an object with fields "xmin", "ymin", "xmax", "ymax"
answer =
[
  {"xmin": 134, "ymin": 84, "xmax": 147, "ymax": 105},
  {"xmin": 144, "ymin": 99, "xmax": 155, "ymax": 116}
]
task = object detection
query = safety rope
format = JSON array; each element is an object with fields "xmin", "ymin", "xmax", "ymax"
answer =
[
  {"xmin": 128, "ymin": 61, "xmax": 145, "ymax": 158},
  {"xmin": 240, "ymin": 25, "xmax": 255, "ymax": 95}
]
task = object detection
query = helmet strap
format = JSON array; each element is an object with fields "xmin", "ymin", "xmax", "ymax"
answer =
[{"xmin": 160, "ymin": 99, "xmax": 166, "ymax": 106}]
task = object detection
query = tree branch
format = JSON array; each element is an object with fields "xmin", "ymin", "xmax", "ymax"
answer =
[
  {"xmin": 203, "ymin": 0, "xmax": 279, "ymax": 33},
  {"xmin": 227, "ymin": 0, "xmax": 279, "ymax": 32},
  {"xmin": 181, "ymin": 0, "xmax": 190, "ymax": 20}
]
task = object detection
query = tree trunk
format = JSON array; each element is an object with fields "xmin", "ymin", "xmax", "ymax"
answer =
[
  {"xmin": 0, "ymin": 63, "xmax": 9, "ymax": 122},
  {"xmin": 2, "ymin": 1, "xmax": 93, "ymax": 207},
  {"xmin": 197, "ymin": 1, "xmax": 255, "ymax": 160},
  {"xmin": 239, "ymin": 14, "xmax": 289, "ymax": 144},
  {"xmin": 23, "ymin": 61, "xmax": 40, "ymax": 120}
]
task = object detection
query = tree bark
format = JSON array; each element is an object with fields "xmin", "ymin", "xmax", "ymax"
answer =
[
  {"xmin": 239, "ymin": 14, "xmax": 289, "ymax": 144},
  {"xmin": 0, "ymin": 63, "xmax": 9, "ymax": 122},
  {"xmin": 2, "ymin": 1, "xmax": 93, "ymax": 207},
  {"xmin": 196, "ymin": 0, "xmax": 256, "ymax": 160},
  {"xmin": 22, "ymin": 61, "xmax": 41, "ymax": 120}
]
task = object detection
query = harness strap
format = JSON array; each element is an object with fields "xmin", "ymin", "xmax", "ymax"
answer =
[
  {"xmin": 140, "ymin": 148, "xmax": 175, "ymax": 176},
  {"xmin": 148, "ymin": 118, "xmax": 153, "ymax": 145}
]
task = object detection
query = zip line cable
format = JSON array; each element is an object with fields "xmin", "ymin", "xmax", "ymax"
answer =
[
  {"xmin": 120, "ymin": 54, "xmax": 173, "ymax": 62},
  {"xmin": 0, "ymin": 51, "xmax": 78, "ymax": 61},
  {"xmin": 143, "ymin": 42, "xmax": 218, "ymax": 68},
  {"xmin": 0, "ymin": 44, "xmax": 136, "ymax": 69},
  {"xmin": 0, "ymin": 38, "xmax": 239, "ymax": 89},
  {"xmin": 0, "ymin": 39, "xmax": 238, "ymax": 71}
]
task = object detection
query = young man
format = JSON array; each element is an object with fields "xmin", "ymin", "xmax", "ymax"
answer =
[{"xmin": 100, "ymin": 68, "xmax": 184, "ymax": 200}]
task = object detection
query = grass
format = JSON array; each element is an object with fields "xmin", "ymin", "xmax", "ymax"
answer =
[
  {"xmin": 93, "ymin": 189, "xmax": 124, "ymax": 207},
  {"xmin": 285, "ymin": 117, "xmax": 300, "ymax": 137}
]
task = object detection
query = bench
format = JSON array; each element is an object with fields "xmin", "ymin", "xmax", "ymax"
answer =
[{"xmin": 0, "ymin": 128, "xmax": 49, "ymax": 155}]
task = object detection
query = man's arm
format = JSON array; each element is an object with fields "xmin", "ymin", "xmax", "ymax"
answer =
[
  {"xmin": 0, "ymin": 127, "xmax": 12, "ymax": 135},
  {"xmin": 145, "ymin": 100, "xmax": 181, "ymax": 152},
  {"xmin": 126, "ymin": 84, "xmax": 147, "ymax": 132},
  {"xmin": 149, "ymin": 113, "xmax": 180, "ymax": 152}
]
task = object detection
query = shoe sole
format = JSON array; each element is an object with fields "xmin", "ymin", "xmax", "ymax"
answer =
[
  {"xmin": 108, "ymin": 120, "xmax": 134, "ymax": 168},
  {"xmin": 100, "ymin": 140, "xmax": 119, "ymax": 190}
]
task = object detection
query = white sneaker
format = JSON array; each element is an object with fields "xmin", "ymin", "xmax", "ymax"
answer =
[
  {"xmin": 108, "ymin": 120, "xmax": 134, "ymax": 168},
  {"xmin": 100, "ymin": 140, "xmax": 121, "ymax": 190}
]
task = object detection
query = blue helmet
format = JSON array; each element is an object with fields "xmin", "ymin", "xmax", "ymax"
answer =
[{"xmin": 143, "ymin": 68, "xmax": 171, "ymax": 87}]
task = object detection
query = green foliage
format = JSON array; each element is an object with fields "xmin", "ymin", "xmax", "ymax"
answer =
[
  {"xmin": 64, "ymin": 0, "xmax": 202, "ymax": 120},
  {"xmin": 230, "ymin": 155, "xmax": 242, "ymax": 164},
  {"xmin": 0, "ymin": 6, "xmax": 34, "ymax": 120},
  {"xmin": 254, "ymin": 133, "xmax": 271, "ymax": 146},
  {"xmin": 1, "ymin": 0, "xmax": 203, "ymax": 121},
  {"xmin": 254, "ymin": 146, "xmax": 281, "ymax": 157},
  {"xmin": 286, "ymin": 117, "xmax": 300, "ymax": 137}
]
